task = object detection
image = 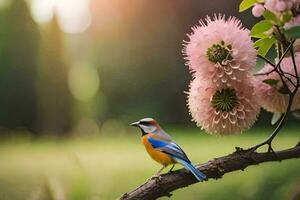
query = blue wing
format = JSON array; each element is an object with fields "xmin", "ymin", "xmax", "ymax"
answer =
[
  {"xmin": 147, "ymin": 137, "xmax": 190, "ymax": 163},
  {"xmin": 147, "ymin": 137, "xmax": 206, "ymax": 181},
  {"xmin": 172, "ymin": 157, "xmax": 206, "ymax": 181}
]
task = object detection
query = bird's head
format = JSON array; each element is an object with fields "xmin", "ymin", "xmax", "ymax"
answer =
[{"xmin": 130, "ymin": 118, "xmax": 160, "ymax": 135}]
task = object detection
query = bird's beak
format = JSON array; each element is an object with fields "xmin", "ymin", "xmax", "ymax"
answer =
[{"xmin": 130, "ymin": 121, "xmax": 139, "ymax": 127}]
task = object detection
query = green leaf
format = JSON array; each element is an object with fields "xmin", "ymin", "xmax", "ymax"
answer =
[
  {"xmin": 251, "ymin": 33, "xmax": 269, "ymax": 39},
  {"xmin": 284, "ymin": 26, "xmax": 300, "ymax": 39},
  {"xmin": 253, "ymin": 38, "xmax": 266, "ymax": 47},
  {"xmin": 239, "ymin": 0, "xmax": 256, "ymax": 12},
  {"xmin": 256, "ymin": 37, "xmax": 276, "ymax": 56},
  {"xmin": 262, "ymin": 10, "xmax": 279, "ymax": 24},
  {"xmin": 258, "ymin": 43, "xmax": 273, "ymax": 56},
  {"xmin": 263, "ymin": 78, "xmax": 280, "ymax": 86},
  {"xmin": 281, "ymin": 12, "xmax": 292, "ymax": 24},
  {"xmin": 250, "ymin": 20, "xmax": 273, "ymax": 36}
]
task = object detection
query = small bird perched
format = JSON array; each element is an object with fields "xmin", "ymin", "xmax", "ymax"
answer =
[{"xmin": 130, "ymin": 118, "xmax": 206, "ymax": 181}]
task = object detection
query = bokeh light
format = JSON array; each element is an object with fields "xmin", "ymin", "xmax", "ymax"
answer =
[
  {"xmin": 30, "ymin": 0, "xmax": 91, "ymax": 34},
  {"xmin": 75, "ymin": 118, "xmax": 100, "ymax": 136},
  {"xmin": 100, "ymin": 119, "xmax": 126, "ymax": 136},
  {"xmin": 68, "ymin": 64, "xmax": 100, "ymax": 102}
]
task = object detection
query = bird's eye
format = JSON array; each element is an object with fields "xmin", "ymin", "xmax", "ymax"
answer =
[{"xmin": 139, "ymin": 121, "xmax": 150, "ymax": 126}]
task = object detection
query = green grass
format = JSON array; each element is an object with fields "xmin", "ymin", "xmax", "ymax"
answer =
[{"xmin": 0, "ymin": 127, "xmax": 299, "ymax": 200}]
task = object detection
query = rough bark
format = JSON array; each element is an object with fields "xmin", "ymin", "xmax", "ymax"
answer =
[{"xmin": 119, "ymin": 143, "xmax": 300, "ymax": 200}]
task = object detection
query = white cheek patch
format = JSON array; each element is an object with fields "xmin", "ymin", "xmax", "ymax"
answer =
[{"xmin": 141, "ymin": 125, "xmax": 156, "ymax": 133}]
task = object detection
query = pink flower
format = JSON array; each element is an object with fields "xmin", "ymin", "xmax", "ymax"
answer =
[
  {"xmin": 284, "ymin": 16, "xmax": 300, "ymax": 53},
  {"xmin": 254, "ymin": 53, "xmax": 300, "ymax": 113},
  {"xmin": 183, "ymin": 15, "xmax": 256, "ymax": 87},
  {"xmin": 276, "ymin": 1, "xmax": 288, "ymax": 11},
  {"xmin": 284, "ymin": 15, "xmax": 300, "ymax": 53},
  {"xmin": 187, "ymin": 77, "xmax": 260, "ymax": 135},
  {"xmin": 293, "ymin": 0, "xmax": 300, "ymax": 7},
  {"xmin": 284, "ymin": 15, "xmax": 300, "ymax": 29},
  {"xmin": 265, "ymin": 0, "xmax": 294, "ymax": 13},
  {"xmin": 252, "ymin": 4, "xmax": 265, "ymax": 17},
  {"xmin": 294, "ymin": 39, "xmax": 300, "ymax": 53},
  {"xmin": 265, "ymin": 0, "xmax": 277, "ymax": 12}
]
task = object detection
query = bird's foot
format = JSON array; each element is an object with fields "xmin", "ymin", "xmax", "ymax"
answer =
[
  {"xmin": 168, "ymin": 164, "xmax": 175, "ymax": 173},
  {"xmin": 234, "ymin": 146, "xmax": 247, "ymax": 153},
  {"xmin": 149, "ymin": 174, "xmax": 163, "ymax": 183}
]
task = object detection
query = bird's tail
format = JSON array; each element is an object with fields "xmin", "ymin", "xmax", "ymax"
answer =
[{"xmin": 173, "ymin": 157, "xmax": 206, "ymax": 181}]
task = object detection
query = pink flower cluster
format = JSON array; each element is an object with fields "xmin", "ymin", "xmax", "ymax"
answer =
[
  {"xmin": 184, "ymin": 15, "xmax": 260, "ymax": 135},
  {"xmin": 284, "ymin": 15, "xmax": 300, "ymax": 29},
  {"xmin": 252, "ymin": 0, "xmax": 300, "ymax": 17},
  {"xmin": 284, "ymin": 14, "xmax": 300, "ymax": 53},
  {"xmin": 265, "ymin": 0, "xmax": 294, "ymax": 13},
  {"xmin": 188, "ymin": 77, "xmax": 260, "ymax": 135},
  {"xmin": 254, "ymin": 53, "xmax": 300, "ymax": 113},
  {"xmin": 252, "ymin": 4, "xmax": 265, "ymax": 17},
  {"xmin": 252, "ymin": 0, "xmax": 300, "ymax": 53},
  {"xmin": 183, "ymin": 15, "xmax": 256, "ymax": 87}
]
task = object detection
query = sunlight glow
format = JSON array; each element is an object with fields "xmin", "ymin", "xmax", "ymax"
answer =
[
  {"xmin": 30, "ymin": 0, "xmax": 91, "ymax": 34},
  {"xmin": 68, "ymin": 64, "xmax": 100, "ymax": 102}
]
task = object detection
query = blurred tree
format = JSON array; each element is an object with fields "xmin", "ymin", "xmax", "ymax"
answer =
[
  {"xmin": 0, "ymin": 0, "xmax": 39, "ymax": 132},
  {"xmin": 36, "ymin": 14, "xmax": 72, "ymax": 135},
  {"xmin": 90, "ymin": 0, "xmax": 257, "ymax": 124}
]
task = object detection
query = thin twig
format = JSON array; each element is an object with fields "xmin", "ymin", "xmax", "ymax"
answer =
[
  {"xmin": 282, "ymin": 71, "xmax": 297, "ymax": 78},
  {"xmin": 250, "ymin": 91, "xmax": 294, "ymax": 152},
  {"xmin": 290, "ymin": 48, "xmax": 299, "ymax": 88},
  {"xmin": 250, "ymin": 39, "xmax": 298, "ymax": 152},
  {"xmin": 254, "ymin": 41, "xmax": 295, "ymax": 76},
  {"xmin": 278, "ymin": 65, "xmax": 297, "ymax": 88},
  {"xmin": 257, "ymin": 55, "xmax": 275, "ymax": 67}
]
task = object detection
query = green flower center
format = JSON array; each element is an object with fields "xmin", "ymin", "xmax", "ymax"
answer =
[
  {"xmin": 206, "ymin": 41, "xmax": 233, "ymax": 64},
  {"xmin": 211, "ymin": 88, "xmax": 238, "ymax": 112}
]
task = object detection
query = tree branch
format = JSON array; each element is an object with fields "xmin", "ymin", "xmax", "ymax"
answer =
[
  {"xmin": 119, "ymin": 144, "xmax": 300, "ymax": 200},
  {"xmin": 254, "ymin": 40, "xmax": 295, "ymax": 77}
]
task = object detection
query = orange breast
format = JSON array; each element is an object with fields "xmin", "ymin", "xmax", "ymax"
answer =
[{"xmin": 142, "ymin": 135, "xmax": 174, "ymax": 166}]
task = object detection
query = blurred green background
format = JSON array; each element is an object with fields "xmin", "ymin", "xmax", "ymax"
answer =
[{"xmin": 0, "ymin": 0, "xmax": 299, "ymax": 199}]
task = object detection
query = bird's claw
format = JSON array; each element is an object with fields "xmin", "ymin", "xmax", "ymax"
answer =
[
  {"xmin": 234, "ymin": 146, "xmax": 255, "ymax": 154},
  {"xmin": 168, "ymin": 164, "xmax": 175, "ymax": 173},
  {"xmin": 150, "ymin": 174, "xmax": 163, "ymax": 183},
  {"xmin": 234, "ymin": 146, "xmax": 247, "ymax": 153}
]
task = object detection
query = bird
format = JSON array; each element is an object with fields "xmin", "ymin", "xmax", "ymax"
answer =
[{"xmin": 130, "ymin": 117, "xmax": 206, "ymax": 181}]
